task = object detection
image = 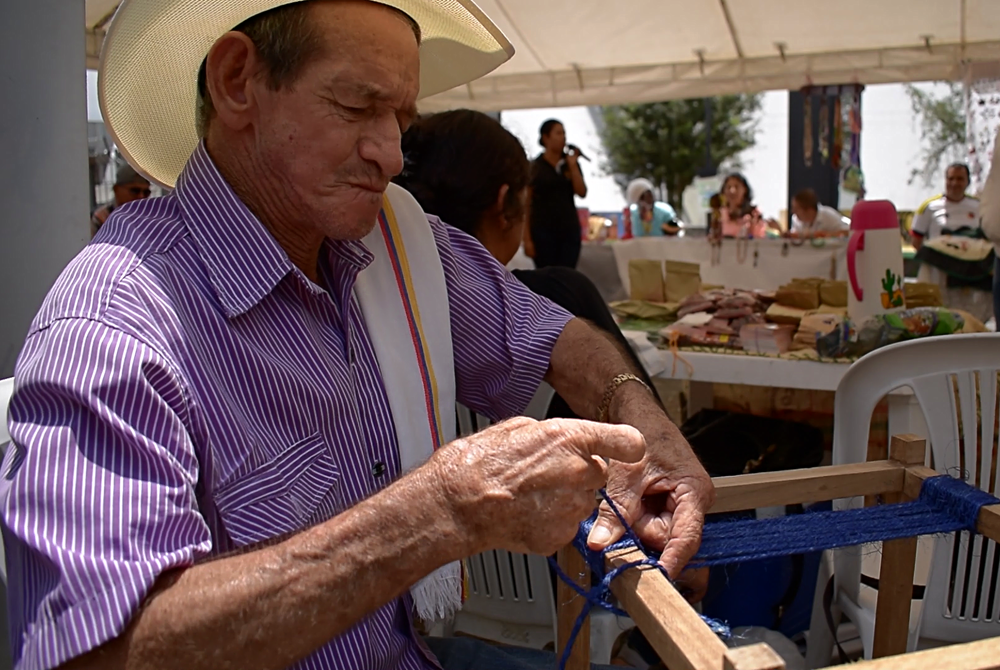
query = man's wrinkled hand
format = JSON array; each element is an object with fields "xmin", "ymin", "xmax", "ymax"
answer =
[{"xmin": 586, "ymin": 431, "xmax": 713, "ymax": 579}]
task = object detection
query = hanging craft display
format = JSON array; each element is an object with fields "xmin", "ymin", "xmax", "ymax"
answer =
[
  {"xmin": 967, "ymin": 73, "xmax": 1000, "ymax": 193},
  {"xmin": 803, "ymin": 91, "xmax": 813, "ymax": 167},
  {"xmin": 818, "ymin": 95, "xmax": 830, "ymax": 164},
  {"xmin": 832, "ymin": 95, "xmax": 843, "ymax": 170}
]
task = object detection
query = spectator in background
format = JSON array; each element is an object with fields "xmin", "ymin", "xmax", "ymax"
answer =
[
  {"xmin": 911, "ymin": 163, "xmax": 980, "ymax": 250},
  {"xmin": 90, "ymin": 164, "xmax": 151, "ymax": 238},
  {"xmin": 626, "ymin": 178, "xmax": 681, "ymax": 237},
  {"xmin": 395, "ymin": 109, "xmax": 662, "ymax": 419},
  {"xmin": 789, "ymin": 188, "xmax": 850, "ymax": 237},
  {"xmin": 719, "ymin": 172, "xmax": 780, "ymax": 238},
  {"xmin": 526, "ymin": 119, "xmax": 587, "ymax": 269}
]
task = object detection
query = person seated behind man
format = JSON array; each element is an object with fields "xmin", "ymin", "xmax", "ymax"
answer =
[
  {"xmin": 911, "ymin": 162, "xmax": 980, "ymax": 250},
  {"xmin": 395, "ymin": 109, "xmax": 663, "ymax": 419},
  {"xmin": 625, "ymin": 178, "xmax": 681, "ymax": 237},
  {"xmin": 90, "ymin": 164, "xmax": 151, "ymax": 238},
  {"xmin": 789, "ymin": 188, "xmax": 850, "ymax": 237},
  {"xmin": 2, "ymin": 3, "xmax": 713, "ymax": 670}
]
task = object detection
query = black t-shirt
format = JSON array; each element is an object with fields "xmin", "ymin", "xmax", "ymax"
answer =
[
  {"xmin": 529, "ymin": 156, "xmax": 581, "ymax": 254},
  {"xmin": 511, "ymin": 266, "xmax": 661, "ymax": 419}
]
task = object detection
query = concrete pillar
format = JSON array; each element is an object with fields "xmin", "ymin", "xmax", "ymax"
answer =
[{"xmin": 0, "ymin": 0, "xmax": 89, "ymax": 378}]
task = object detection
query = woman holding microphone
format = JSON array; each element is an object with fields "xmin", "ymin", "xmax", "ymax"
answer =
[{"xmin": 525, "ymin": 119, "xmax": 588, "ymax": 268}]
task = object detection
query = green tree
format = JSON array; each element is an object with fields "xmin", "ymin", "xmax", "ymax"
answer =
[
  {"xmin": 598, "ymin": 95, "xmax": 762, "ymax": 213},
  {"xmin": 905, "ymin": 82, "xmax": 966, "ymax": 187}
]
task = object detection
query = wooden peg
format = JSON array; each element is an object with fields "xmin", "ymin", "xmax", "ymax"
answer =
[
  {"xmin": 889, "ymin": 434, "xmax": 926, "ymax": 467},
  {"xmin": 724, "ymin": 643, "xmax": 786, "ymax": 670}
]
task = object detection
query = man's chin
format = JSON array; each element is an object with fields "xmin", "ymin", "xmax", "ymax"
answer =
[{"xmin": 323, "ymin": 204, "xmax": 383, "ymax": 241}]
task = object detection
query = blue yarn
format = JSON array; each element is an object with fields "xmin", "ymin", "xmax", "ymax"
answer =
[
  {"xmin": 548, "ymin": 491, "xmax": 730, "ymax": 670},
  {"xmin": 549, "ymin": 475, "xmax": 997, "ymax": 670},
  {"xmin": 692, "ymin": 475, "xmax": 999, "ymax": 567}
]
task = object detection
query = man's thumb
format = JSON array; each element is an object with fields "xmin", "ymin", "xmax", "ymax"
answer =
[{"xmin": 587, "ymin": 493, "xmax": 637, "ymax": 550}]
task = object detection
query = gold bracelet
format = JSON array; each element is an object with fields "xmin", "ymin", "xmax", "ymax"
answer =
[{"xmin": 596, "ymin": 373, "xmax": 650, "ymax": 423}]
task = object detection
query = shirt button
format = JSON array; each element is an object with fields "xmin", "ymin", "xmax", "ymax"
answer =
[{"xmin": 371, "ymin": 461, "xmax": 387, "ymax": 478}]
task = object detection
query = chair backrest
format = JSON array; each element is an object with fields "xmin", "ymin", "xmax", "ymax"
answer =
[
  {"xmin": 832, "ymin": 334, "xmax": 1000, "ymax": 643},
  {"xmin": 450, "ymin": 384, "xmax": 558, "ymax": 649}
]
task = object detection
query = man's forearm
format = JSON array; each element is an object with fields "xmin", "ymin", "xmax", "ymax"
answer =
[
  {"xmin": 64, "ymin": 464, "xmax": 467, "ymax": 670},
  {"xmin": 545, "ymin": 318, "xmax": 655, "ymax": 421}
]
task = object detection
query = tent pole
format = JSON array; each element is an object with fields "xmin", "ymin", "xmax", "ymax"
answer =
[{"xmin": 0, "ymin": 0, "xmax": 89, "ymax": 379}]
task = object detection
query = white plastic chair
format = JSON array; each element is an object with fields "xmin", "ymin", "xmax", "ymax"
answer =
[
  {"xmin": 449, "ymin": 384, "xmax": 633, "ymax": 664},
  {"xmin": 806, "ymin": 333, "xmax": 1000, "ymax": 666},
  {"xmin": 0, "ymin": 377, "xmax": 12, "ymax": 448}
]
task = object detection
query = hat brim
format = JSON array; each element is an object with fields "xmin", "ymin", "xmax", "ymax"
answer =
[{"xmin": 98, "ymin": 0, "xmax": 513, "ymax": 188}]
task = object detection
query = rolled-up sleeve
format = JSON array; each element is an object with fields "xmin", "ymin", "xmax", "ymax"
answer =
[
  {"xmin": 1, "ymin": 319, "xmax": 212, "ymax": 670},
  {"xmin": 429, "ymin": 216, "xmax": 573, "ymax": 420}
]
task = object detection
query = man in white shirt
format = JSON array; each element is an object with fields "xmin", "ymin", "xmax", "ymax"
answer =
[
  {"xmin": 911, "ymin": 163, "xmax": 980, "ymax": 249},
  {"xmin": 790, "ymin": 188, "xmax": 850, "ymax": 236}
]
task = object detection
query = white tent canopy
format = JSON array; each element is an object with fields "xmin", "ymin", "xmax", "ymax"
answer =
[{"xmin": 86, "ymin": 0, "xmax": 1000, "ymax": 110}]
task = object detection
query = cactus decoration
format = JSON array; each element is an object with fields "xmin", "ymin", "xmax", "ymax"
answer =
[{"xmin": 880, "ymin": 269, "xmax": 904, "ymax": 308}]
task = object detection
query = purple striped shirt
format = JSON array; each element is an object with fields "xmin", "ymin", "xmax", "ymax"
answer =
[{"xmin": 1, "ymin": 143, "xmax": 571, "ymax": 670}]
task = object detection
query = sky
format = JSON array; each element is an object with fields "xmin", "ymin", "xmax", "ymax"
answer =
[{"xmin": 87, "ymin": 71, "xmax": 951, "ymax": 217}]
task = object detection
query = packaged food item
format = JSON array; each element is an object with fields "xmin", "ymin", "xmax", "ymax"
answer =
[
  {"xmin": 791, "ymin": 313, "xmax": 843, "ymax": 351},
  {"xmin": 740, "ymin": 323, "xmax": 795, "ymax": 355},
  {"xmin": 660, "ymin": 324, "xmax": 740, "ymax": 349},
  {"xmin": 664, "ymin": 260, "xmax": 702, "ymax": 303},
  {"xmin": 629, "ymin": 260, "xmax": 665, "ymax": 302},
  {"xmin": 816, "ymin": 308, "xmax": 964, "ymax": 358},
  {"xmin": 765, "ymin": 302, "xmax": 809, "ymax": 325},
  {"xmin": 608, "ymin": 300, "xmax": 679, "ymax": 321},
  {"xmin": 903, "ymin": 282, "xmax": 943, "ymax": 308}
]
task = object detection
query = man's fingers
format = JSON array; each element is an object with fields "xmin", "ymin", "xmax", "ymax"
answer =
[
  {"xmin": 657, "ymin": 501, "xmax": 705, "ymax": 579},
  {"xmin": 547, "ymin": 419, "xmax": 646, "ymax": 464},
  {"xmin": 587, "ymin": 487, "xmax": 641, "ymax": 550}
]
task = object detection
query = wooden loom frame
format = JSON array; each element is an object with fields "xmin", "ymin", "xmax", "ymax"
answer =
[{"xmin": 554, "ymin": 435, "xmax": 1000, "ymax": 670}]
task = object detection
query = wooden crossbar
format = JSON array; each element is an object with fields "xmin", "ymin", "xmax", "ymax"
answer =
[
  {"xmin": 557, "ymin": 435, "xmax": 1000, "ymax": 670},
  {"xmin": 711, "ymin": 460, "xmax": 905, "ymax": 513}
]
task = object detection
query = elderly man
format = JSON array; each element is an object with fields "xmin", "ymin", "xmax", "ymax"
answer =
[
  {"xmin": 2, "ymin": 2, "xmax": 712, "ymax": 670},
  {"xmin": 89, "ymin": 164, "xmax": 151, "ymax": 237}
]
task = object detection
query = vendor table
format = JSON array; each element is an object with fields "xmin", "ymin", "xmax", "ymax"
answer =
[
  {"xmin": 630, "ymin": 341, "xmax": 927, "ymax": 444},
  {"xmin": 612, "ymin": 236, "xmax": 847, "ymax": 296}
]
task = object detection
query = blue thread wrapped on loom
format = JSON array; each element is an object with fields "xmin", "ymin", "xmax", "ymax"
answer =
[
  {"xmin": 548, "ymin": 491, "xmax": 730, "ymax": 670},
  {"xmin": 692, "ymin": 475, "xmax": 999, "ymax": 568},
  {"xmin": 549, "ymin": 476, "xmax": 997, "ymax": 670}
]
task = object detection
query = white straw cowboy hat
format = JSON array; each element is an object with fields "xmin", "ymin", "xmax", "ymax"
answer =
[{"xmin": 98, "ymin": 0, "xmax": 513, "ymax": 188}]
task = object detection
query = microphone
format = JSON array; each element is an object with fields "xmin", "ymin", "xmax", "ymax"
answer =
[{"xmin": 566, "ymin": 144, "xmax": 591, "ymax": 162}]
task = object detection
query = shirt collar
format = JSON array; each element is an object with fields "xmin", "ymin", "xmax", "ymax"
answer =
[{"xmin": 175, "ymin": 142, "xmax": 349, "ymax": 318}]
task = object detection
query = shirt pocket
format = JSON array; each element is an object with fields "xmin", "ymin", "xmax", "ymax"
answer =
[{"xmin": 214, "ymin": 432, "xmax": 339, "ymax": 547}]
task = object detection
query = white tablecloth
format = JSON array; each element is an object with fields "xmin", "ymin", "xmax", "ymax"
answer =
[{"xmin": 611, "ymin": 237, "xmax": 848, "ymax": 295}]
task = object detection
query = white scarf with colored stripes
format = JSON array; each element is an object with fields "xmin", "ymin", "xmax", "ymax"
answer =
[{"xmin": 354, "ymin": 183, "xmax": 461, "ymax": 622}]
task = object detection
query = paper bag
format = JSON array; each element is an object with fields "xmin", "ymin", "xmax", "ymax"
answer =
[
  {"xmin": 628, "ymin": 260, "xmax": 665, "ymax": 302},
  {"xmin": 819, "ymin": 280, "xmax": 848, "ymax": 307},
  {"xmin": 775, "ymin": 283, "xmax": 820, "ymax": 310},
  {"xmin": 664, "ymin": 260, "xmax": 702, "ymax": 303}
]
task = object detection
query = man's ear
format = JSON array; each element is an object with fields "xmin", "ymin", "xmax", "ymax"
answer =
[
  {"xmin": 494, "ymin": 183, "xmax": 511, "ymax": 228},
  {"xmin": 204, "ymin": 31, "xmax": 261, "ymax": 132}
]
